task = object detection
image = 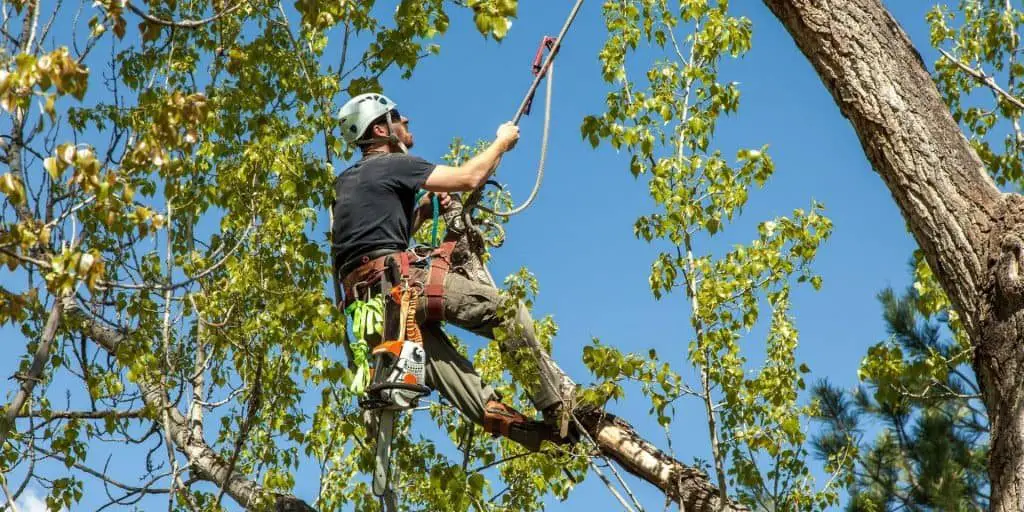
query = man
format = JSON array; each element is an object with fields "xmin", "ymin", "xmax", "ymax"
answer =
[{"xmin": 331, "ymin": 92, "xmax": 574, "ymax": 452}]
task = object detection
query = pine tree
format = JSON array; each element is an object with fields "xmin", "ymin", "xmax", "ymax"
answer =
[{"xmin": 813, "ymin": 262, "xmax": 989, "ymax": 510}]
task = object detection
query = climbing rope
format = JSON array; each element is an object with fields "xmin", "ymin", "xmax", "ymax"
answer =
[
  {"xmin": 475, "ymin": 59, "xmax": 553, "ymax": 218},
  {"xmin": 470, "ymin": 0, "xmax": 585, "ymax": 218}
]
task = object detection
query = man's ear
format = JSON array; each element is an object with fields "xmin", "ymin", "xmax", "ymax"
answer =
[{"xmin": 370, "ymin": 123, "xmax": 388, "ymax": 139}]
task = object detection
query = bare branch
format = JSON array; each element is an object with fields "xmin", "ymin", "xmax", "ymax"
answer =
[
  {"xmin": 0, "ymin": 298, "xmax": 64, "ymax": 447},
  {"xmin": 36, "ymin": 0, "xmax": 61, "ymax": 51},
  {"xmin": 0, "ymin": 24, "xmax": 17, "ymax": 45},
  {"xmin": 164, "ymin": 220, "xmax": 254, "ymax": 291},
  {"xmin": 187, "ymin": 295, "xmax": 206, "ymax": 440},
  {"xmin": 18, "ymin": 0, "xmax": 37, "ymax": 53},
  {"xmin": 15, "ymin": 409, "xmax": 145, "ymax": 420},
  {"xmin": 35, "ymin": 446, "xmax": 171, "ymax": 495},
  {"xmin": 938, "ymin": 48, "xmax": 1024, "ymax": 111},
  {"xmin": 70, "ymin": 305, "xmax": 317, "ymax": 511},
  {"xmin": 0, "ymin": 473, "xmax": 20, "ymax": 512},
  {"xmin": 125, "ymin": 0, "xmax": 246, "ymax": 29},
  {"xmin": 215, "ymin": 357, "xmax": 263, "ymax": 508}
]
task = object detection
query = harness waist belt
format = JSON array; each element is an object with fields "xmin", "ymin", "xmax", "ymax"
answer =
[
  {"xmin": 337, "ymin": 248, "xmax": 402, "ymax": 279},
  {"xmin": 338, "ymin": 240, "xmax": 458, "ymax": 320}
]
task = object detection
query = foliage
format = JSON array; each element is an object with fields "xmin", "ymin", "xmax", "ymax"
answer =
[
  {"xmin": 928, "ymin": 0, "xmax": 1024, "ymax": 189},
  {"xmin": 581, "ymin": 0, "xmax": 837, "ymax": 509},
  {"xmin": 0, "ymin": 0, "xmax": 1008, "ymax": 509}
]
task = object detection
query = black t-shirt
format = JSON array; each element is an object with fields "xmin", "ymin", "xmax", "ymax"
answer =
[{"xmin": 331, "ymin": 153, "xmax": 437, "ymax": 272}]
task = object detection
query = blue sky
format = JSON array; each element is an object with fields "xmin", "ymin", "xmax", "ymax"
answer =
[{"xmin": 0, "ymin": 0, "xmax": 956, "ymax": 510}]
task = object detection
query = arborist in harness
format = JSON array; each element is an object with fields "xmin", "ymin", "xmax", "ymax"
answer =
[{"xmin": 331, "ymin": 92, "xmax": 575, "ymax": 453}]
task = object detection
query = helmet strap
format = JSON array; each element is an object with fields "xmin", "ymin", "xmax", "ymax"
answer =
[
  {"xmin": 385, "ymin": 117, "xmax": 407, "ymax": 154},
  {"xmin": 358, "ymin": 116, "xmax": 407, "ymax": 154}
]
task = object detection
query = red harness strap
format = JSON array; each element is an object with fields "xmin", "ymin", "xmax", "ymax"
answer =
[{"xmin": 424, "ymin": 240, "xmax": 457, "ymax": 321}]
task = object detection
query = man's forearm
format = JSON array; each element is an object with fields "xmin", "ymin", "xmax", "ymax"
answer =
[{"xmin": 460, "ymin": 141, "xmax": 508, "ymax": 189}]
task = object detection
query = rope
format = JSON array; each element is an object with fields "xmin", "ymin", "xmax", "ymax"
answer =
[
  {"xmin": 430, "ymin": 195, "xmax": 439, "ymax": 247},
  {"xmin": 470, "ymin": 0, "xmax": 585, "ymax": 218},
  {"xmin": 512, "ymin": 0, "xmax": 585, "ymax": 125},
  {"xmin": 412, "ymin": 190, "xmax": 441, "ymax": 250},
  {"xmin": 476, "ymin": 59, "xmax": 553, "ymax": 218}
]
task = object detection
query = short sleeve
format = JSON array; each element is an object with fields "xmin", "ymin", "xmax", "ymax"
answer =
[{"xmin": 387, "ymin": 154, "xmax": 437, "ymax": 192}]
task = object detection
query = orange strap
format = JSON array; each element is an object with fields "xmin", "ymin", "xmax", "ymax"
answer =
[{"xmin": 404, "ymin": 288, "xmax": 422, "ymax": 343}]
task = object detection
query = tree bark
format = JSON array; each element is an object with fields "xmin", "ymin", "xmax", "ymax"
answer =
[
  {"xmin": 582, "ymin": 413, "xmax": 742, "ymax": 510},
  {"xmin": 761, "ymin": 1, "xmax": 1023, "ymax": 510}
]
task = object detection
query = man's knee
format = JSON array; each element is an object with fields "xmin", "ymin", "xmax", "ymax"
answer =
[{"xmin": 432, "ymin": 271, "xmax": 503, "ymax": 333}]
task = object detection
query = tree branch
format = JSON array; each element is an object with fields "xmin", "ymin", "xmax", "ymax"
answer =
[
  {"xmin": 938, "ymin": 48, "xmax": 1024, "ymax": 111},
  {"xmin": 126, "ymin": 0, "xmax": 246, "ymax": 29},
  {"xmin": 16, "ymin": 409, "xmax": 145, "ymax": 420},
  {"xmin": 0, "ymin": 298, "xmax": 63, "ymax": 447}
]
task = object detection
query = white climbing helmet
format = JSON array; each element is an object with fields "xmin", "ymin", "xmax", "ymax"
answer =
[{"xmin": 337, "ymin": 92, "xmax": 399, "ymax": 144}]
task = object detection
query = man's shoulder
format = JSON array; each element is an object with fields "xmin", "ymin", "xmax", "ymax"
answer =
[
  {"xmin": 378, "ymin": 153, "xmax": 435, "ymax": 167},
  {"xmin": 336, "ymin": 153, "xmax": 436, "ymax": 180}
]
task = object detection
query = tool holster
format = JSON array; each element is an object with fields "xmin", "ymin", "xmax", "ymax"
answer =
[{"xmin": 358, "ymin": 255, "xmax": 431, "ymax": 411}]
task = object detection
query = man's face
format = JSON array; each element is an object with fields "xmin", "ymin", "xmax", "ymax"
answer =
[{"xmin": 371, "ymin": 110, "xmax": 413, "ymax": 149}]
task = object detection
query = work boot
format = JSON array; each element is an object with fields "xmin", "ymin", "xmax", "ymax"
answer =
[
  {"xmin": 482, "ymin": 400, "xmax": 573, "ymax": 452},
  {"xmin": 541, "ymin": 389, "xmax": 602, "ymax": 440}
]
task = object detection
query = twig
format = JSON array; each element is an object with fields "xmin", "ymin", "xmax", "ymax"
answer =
[
  {"xmin": 187, "ymin": 295, "xmax": 206, "ymax": 439},
  {"xmin": 570, "ymin": 414, "xmax": 646, "ymax": 512},
  {"xmin": 0, "ymin": 473, "xmax": 19, "ymax": 512},
  {"xmin": 36, "ymin": 0, "xmax": 61, "ymax": 52},
  {"xmin": 11, "ymin": 410, "xmax": 35, "ymax": 502},
  {"xmin": 585, "ymin": 456, "xmax": 637, "ymax": 512},
  {"xmin": 192, "ymin": 385, "xmax": 246, "ymax": 408},
  {"xmin": 162, "ymin": 220, "xmax": 254, "ymax": 291},
  {"xmin": 35, "ymin": 446, "xmax": 171, "ymax": 495},
  {"xmin": 0, "ymin": 24, "xmax": 17, "ymax": 45},
  {"xmin": 214, "ymin": 356, "xmax": 263, "ymax": 508},
  {"xmin": 469, "ymin": 451, "xmax": 535, "ymax": 474},
  {"xmin": 158, "ymin": 200, "xmax": 183, "ymax": 512}
]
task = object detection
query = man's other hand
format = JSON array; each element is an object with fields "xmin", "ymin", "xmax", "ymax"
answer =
[{"xmin": 436, "ymin": 192, "xmax": 453, "ymax": 210}]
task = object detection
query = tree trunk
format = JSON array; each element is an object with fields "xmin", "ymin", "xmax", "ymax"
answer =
[{"xmin": 761, "ymin": 1, "xmax": 1023, "ymax": 509}]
